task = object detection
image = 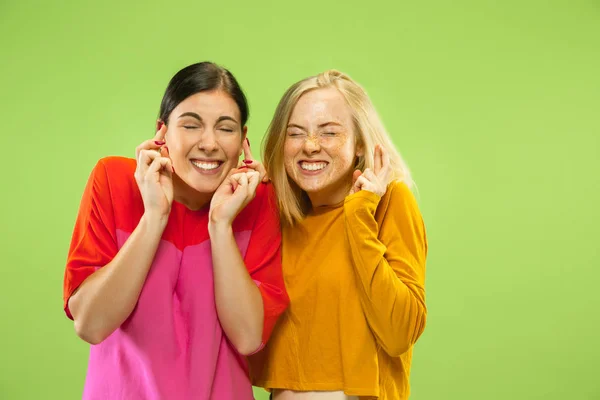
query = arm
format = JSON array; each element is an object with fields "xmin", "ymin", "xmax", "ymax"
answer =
[
  {"xmin": 344, "ymin": 182, "xmax": 427, "ymax": 357},
  {"xmin": 209, "ymin": 222, "xmax": 265, "ymax": 355},
  {"xmin": 69, "ymin": 213, "xmax": 167, "ymax": 345},
  {"xmin": 65, "ymin": 136, "xmax": 173, "ymax": 344},
  {"xmin": 209, "ymin": 171, "xmax": 288, "ymax": 355}
]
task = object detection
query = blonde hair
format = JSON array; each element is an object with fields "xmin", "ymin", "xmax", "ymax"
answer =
[{"xmin": 262, "ymin": 70, "xmax": 413, "ymax": 226}]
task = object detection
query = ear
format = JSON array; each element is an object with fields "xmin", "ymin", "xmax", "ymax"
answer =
[{"xmin": 355, "ymin": 142, "xmax": 365, "ymax": 158}]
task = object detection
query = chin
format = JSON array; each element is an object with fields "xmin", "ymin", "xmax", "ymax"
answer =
[
  {"xmin": 180, "ymin": 175, "xmax": 223, "ymax": 194},
  {"xmin": 296, "ymin": 180, "xmax": 328, "ymax": 195}
]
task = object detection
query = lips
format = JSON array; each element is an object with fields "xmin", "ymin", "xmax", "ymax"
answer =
[
  {"xmin": 190, "ymin": 159, "xmax": 224, "ymax": 174},
  {"xmin": 191, "ymin": 160, "xmax": 221, "ymax": 170},
  {"xmin": 299, "ymin": 160, "xmax": 329, "ymax": 171}
]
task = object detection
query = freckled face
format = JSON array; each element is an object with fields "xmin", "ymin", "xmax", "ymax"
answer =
[{"xmin": 283, "ymin": 87, "xmax": 362, "ymax": 203}]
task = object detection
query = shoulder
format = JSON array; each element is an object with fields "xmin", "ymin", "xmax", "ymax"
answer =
[
  {"xmin": 383, "ymin": 180, "xmax": 417, "ymax": 205},
  {"xmin": 234, "ymin": 182, "xmax": 280, "ymax": 231},
  {"xmin": 91, "ymin": 156, "xmax": 136, "ymax": 185},
  {"xmin": 86, "ymin": 156, "xmax": 139, "ymax": 205},
  {"xmin": 95, "ymin": 156, "xmax": 136, "ymax": 178},
  {"xmin": 378, "ymin": 179, "xmax": 422, "ymax": 220}
]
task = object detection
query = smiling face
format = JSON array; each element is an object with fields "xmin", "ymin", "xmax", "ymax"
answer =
[
  {"xmin": 164, "ymin": 90, "xmax": 245, "ymax": 200},
  {"xmin": 283, "ymin": 87, "xmax": 363, "ymax": 206}
]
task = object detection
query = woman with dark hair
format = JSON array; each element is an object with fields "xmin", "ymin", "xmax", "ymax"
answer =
[{"xmin": 63, "ymin": 62, "xmax": 289, "ymax": 399}]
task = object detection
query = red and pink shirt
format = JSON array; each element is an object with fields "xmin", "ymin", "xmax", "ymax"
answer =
[{"xmin": 63, "ymin": 156, "xmax": 289, "ymax": 400}]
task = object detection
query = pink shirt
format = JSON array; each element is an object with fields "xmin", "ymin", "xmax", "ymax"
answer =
[{"xmin": 63, "ymin": 157, "xmax": 289, "ymax": 399}]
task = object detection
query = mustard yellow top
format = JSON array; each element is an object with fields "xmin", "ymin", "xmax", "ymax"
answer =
[{"xmin": 249, "ymin": 181, "xmax": 428, "ymax": 400}]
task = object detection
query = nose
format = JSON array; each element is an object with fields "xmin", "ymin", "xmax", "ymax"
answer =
[
  {"xmin": 302, "ymin": 135, "xmax": 321, "ymax": 155},
  {"xmin": 197, "ymin": 129, "xmax": 218, "ymax": 153}
]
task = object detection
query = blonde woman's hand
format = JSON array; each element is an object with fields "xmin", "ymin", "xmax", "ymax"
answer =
[
  {"xmin": 349, "ymin": 144, "xmax": 392, "ymax": 197},
  {"xmin": 134, "ymin": 124, "xmax": 174, "ymax": 219}
]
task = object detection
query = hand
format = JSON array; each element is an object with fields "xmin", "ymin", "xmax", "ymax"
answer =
[
  {"xmin": 134, "ymin": 124, "xmax": 174, "ymax": 218},
  {"xmin": 237, "ymin": 137, "xmax": 269, "ymax": 182},
  {"xmin": 209, "ymin": 169, "xmax": 261, "ymax": 228},
  {"xmin": 349, "ymin": 144, "xmax": 392, "ymax": 197}
]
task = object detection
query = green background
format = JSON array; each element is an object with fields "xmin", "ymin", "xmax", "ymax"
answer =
[{"xmin": 1, "ymin": 0, "xmax": 599, "ymax": 399}]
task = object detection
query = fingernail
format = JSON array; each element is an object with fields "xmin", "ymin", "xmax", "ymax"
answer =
[
  {"xmin": 243, "ymin": 160, "xmax": 252, "ymax": 164},
  {"xmin": 239, "ymin": 165, "xmax": 249, "ymax": 169},
  {"xmin": 155, "ymin": 141, "xmax": 165, "ymax": 145},
  {"xmin": 246, "ymin": 137, "xmax": 250, "ymax": 146}
]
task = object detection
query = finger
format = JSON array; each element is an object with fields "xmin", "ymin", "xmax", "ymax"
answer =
[
  {"xmin": 241, "ymin": 159, "xmax": 267, "ymax": 182},
  {"xmin": 146, "ymin": 156, "xmax": 172, "ymax": 175},
  {"xmin": 159, "ymin": 145, "xmax": 170, "ymax": 159},
  {"xmin": 246, "ymin": 170, "xmax": 260, "ymax": 194},
  {"xmin": 136, "ymin": 138, "xmax": 165, "ymax": 160},
  {"xmin": 378, "ymin": 145, "xmax": 391, "ymax": 179},
  {"xmin": 154, "ymin": 123, "xmax": 167, "ymax": 141},
  {"xmin": 354, "ymin": 175, "xmax": 369, "ymax": 192},
  {"xmin": 232, "ymin": 172, "xmax": 249, "ymax": 192},
  {"xmin": 146, "ymin": 156, "xmax": 172, "ymax": 179},
  {"xmin": 242, "ymin": 137, "xmax": 254, "ymax": 161},
  {"xmin": 374, "ymin": 144, "xmax": 382, "ymax": 174},
  {"xmin": 138, "ymin": 149, "xmax": 160, "ymax": 171},
  {"xmin": 352, "ymin": 169, "xmax": 362, "ymax": 185},
  {"xmin": 363, "ymin": 169, "xmax": 377, "ymax": 182},
  {"xmin": 350, "ymin": 170, "xmax": 363, "ymax": 194}
]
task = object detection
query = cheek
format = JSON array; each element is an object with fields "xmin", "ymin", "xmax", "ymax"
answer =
[
  {"xmin": 327, "ymin": 136, "xmax": 355, "ymax": 163},
  {"xmin": 283, "ymin": 140, "xmax": 299, "ymax": 160}
]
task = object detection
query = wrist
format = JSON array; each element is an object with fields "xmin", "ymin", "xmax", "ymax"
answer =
[
  {"xmin": 208, "ymin": 220, "xmax": 233, "ymax": 238},
  {"xmin": 141, "ymin": 211, "xmax": 169, "ymax": 232}
]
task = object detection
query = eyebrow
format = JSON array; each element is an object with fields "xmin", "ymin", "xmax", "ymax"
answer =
[
  {"xmin": 178, "ymin": 112, "xmax": 202, "ymax": 122},
  {"xmin": 177, "ymin": 112, "xmax": 239, "ymax": 125},
  {"xmin": 216, "ymin": 116, "xmax": 239, "ymax": 124},
  {"xmin": 318, "ymin": 121, "xmax": 342, "ymax": 128},
  {"xmin": 287, "ymin": 121, "xmax": 342, "ymax": 130}
]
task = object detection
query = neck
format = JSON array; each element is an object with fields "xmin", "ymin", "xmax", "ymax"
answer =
[
  {"xmin": 307, "ymin": 179, "xmax": 353, "ymax": 208},
  {"xmin": 172, "ymin": 175, "xmax": 213, "ymax": 211}
]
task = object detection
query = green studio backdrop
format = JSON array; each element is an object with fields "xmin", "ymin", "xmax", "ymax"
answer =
[{"xmin": 1, "ymin": 1, "xmax": 599, "ymax": 399}]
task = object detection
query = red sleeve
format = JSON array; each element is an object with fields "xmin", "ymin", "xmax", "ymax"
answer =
[
  {"xmin": 63, "ymin": 159, "xmax": 118, "ymax": 319},
  {"xmin": 244, "ymin": 183, "xmax": 289, "ymax": 351}
]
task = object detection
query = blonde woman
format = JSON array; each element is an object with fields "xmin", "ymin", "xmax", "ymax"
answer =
[{"xmin": 249, "ymin": 71, "xmax": 428, "ymax": 400}]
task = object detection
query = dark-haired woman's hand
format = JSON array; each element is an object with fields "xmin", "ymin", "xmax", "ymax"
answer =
[
  {"xmin": 349, "ymin": 144, "xmax": 392, "ymax": 197},
  {"xmin": 134, "ymin": 125, "xmax": 174, "ymax": 222},
  {"xmin": 208, "ymin": 169, "xmax": 260, "ymax": 229},
  {"xmin": 237, "ymin": 138, "xmax": 269, "ymax": 182}
]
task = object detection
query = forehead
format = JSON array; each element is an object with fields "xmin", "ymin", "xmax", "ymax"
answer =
[
  {"xmin": 173, "ymin": 90, "xmax": 241, "ymax": 120},
  {"xmin": 290, "ymin": 87, "xmax": 352, "ymax": 124}
]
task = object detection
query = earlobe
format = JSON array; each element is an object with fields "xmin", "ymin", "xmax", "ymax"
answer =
[{"xmin": 356, "ymin": 145, "xmax": 365, "ymax": 158}]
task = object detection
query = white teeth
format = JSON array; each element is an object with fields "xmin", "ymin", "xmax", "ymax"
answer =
[
  {"xmin": 300, "ymin": 162, "xmax": 327, "ymax": 171},
  {"xmin": 191, "ymin": 161, "xmax": 220, "ymax": 170}
]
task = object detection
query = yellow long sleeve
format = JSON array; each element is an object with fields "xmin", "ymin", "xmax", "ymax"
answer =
[
  {"xmin": 343, "ymin": 181, "xmax": 428, "ymax": 357},
  {"xmin": 249, "ymin": 180, "xmax": 428, "ymax": 399}
]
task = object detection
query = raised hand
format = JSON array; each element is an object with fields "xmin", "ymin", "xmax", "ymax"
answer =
[
  {"xmin": 209, "ymin": 168, "xmax": 261, "ymax": 228},
  {"xmin": 349, "ymin": 144, "xmax": 392, "ymax": 197},
  {"xmin": 237, "ymin": 138, "xmax": 269, "ymax": 182},
  {"xmin": 134, "ymin": 124, "xmax": 174, "ymax": 218}
]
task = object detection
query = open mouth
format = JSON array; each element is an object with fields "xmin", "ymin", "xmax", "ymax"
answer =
[
  {"xmin": 298, "ymin": 160, "xmax": 329, "ymax": 173},
  {"xmin": 190, "ymin": 159, "xmax": 224, "ymax": 174}
]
